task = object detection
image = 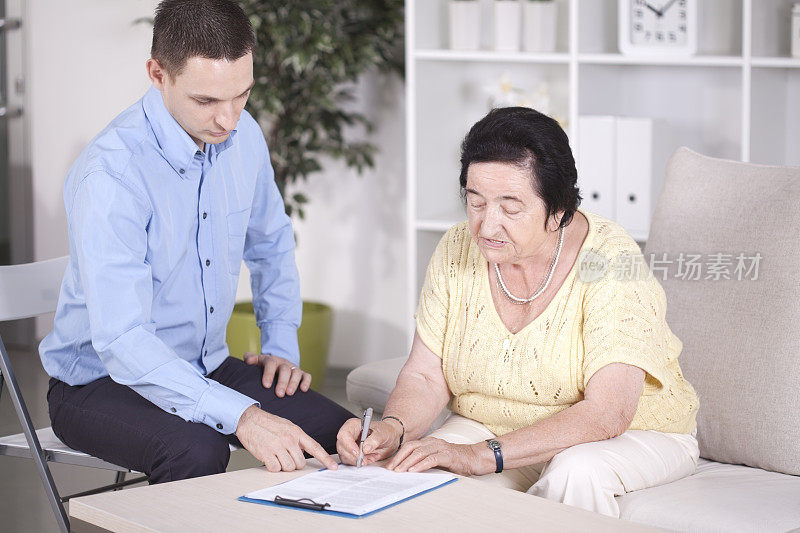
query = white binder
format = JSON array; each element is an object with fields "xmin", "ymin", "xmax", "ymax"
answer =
[
  {"xmin": 577, "ymin": 116, "xmax": 616, "ymax": 221},
  {"xmin": 615, "ymin": 117, "xmax": 671, "ymax": 238},
  {"xmin": 578, "ymin": 115, "xmax": 671, "ymax": 240}
]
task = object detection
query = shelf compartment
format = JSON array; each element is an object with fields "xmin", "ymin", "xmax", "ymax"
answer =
[
  {"xmin": 414, "ymin": 229, "xmax": 448, "ymax": 295},
  {"xmin": 415, "ymin": 49, "xmax": 570, "ymax": 64},
  {"xmin": 750, "ymin": 57, "xmax": 800, "ymax": 68},
  {"xmin": 578, "ymin": 53, "xmax": 744, "ymax": 67},
  {"xmin": 750, "ymin": 68, "xmax": 800, "ymax": 166},
  {"xmin": 416, "ymin": 215, "xmax": 466, "ymax": 233},
  {"xmin": 751, "ymin": 0, "xmax": 797, "ymax": 57},
  {"xmin": 414, "ymin": 0, "xmax": 571, "ymax": 53},
  {"xmin": 579, "ymin": 0, "xmax": 743, "ymax": 56},
  {"xmin": 415, "ymin": 60, "xmax": 570, "ymax": 222},
  {"xmin": 578, "ymin": 64, "xmax": 743, "ymax": 163}
]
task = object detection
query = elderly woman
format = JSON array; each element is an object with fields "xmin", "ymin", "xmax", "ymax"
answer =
[{"xmin": 337, "ymin": 107, "xmax": 699, "ymax": 517}]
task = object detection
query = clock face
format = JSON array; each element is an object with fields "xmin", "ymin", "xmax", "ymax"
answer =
[{"xmin": 629, "ymin": 0, "xmax": 689, "ymax": 46}]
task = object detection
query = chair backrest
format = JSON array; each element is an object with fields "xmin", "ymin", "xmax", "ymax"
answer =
[
  {"xmin": 0, "ymin": 256, "xmax": 71, "ymax": 532},
  {"xmin": 0, "ymin": 256, "xmax": 69, "ymax": 322},
  {"xmin": 644, "ymin": 148, "xmax": 800, "ymax": 476}
]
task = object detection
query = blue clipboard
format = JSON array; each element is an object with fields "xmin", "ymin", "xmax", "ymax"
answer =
[{"xmin": 238, "ymin": 476, "xmax": 458, "ymax": 519}]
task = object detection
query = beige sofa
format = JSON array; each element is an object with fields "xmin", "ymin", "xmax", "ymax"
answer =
[{"xmin": 346, "ymin": 148, "xmax": 800, "ymax": 532}]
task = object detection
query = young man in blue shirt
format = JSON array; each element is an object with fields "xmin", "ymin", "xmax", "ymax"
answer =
[{"xmin": 39, "ymin": 0, "xmax": 351, "ymax": 483}]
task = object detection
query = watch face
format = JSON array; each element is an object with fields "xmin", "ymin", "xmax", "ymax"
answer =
[
  {"xmin": 630, "ymin": 0, "xmax": 689, "ymax": 46},
  {"xmin": 486, "ymin": 439, "xmax": 501, "ymax": 450}
]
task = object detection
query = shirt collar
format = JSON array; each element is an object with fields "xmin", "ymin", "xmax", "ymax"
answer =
[
  {"xmin": 142, "ymin": 85, "xmax": 238, "ymax": 178},
  {"xmin": 209, "ymin": 128, "xmax": 238, "ymax": 163}
]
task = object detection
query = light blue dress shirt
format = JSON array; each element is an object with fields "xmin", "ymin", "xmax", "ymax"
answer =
[{"xmin": 39, "ymin": 86, "xmax": 301, "ymax": 435}]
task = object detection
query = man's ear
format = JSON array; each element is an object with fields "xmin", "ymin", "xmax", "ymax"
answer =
[{"xmin": 146, "ymin": 58, "xmax": 169, "ymax": 90}]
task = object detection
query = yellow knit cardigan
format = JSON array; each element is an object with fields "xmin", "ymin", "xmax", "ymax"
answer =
[{"xmin": 415, "ymin": 210, "xmax": 698, "ymax": 436}]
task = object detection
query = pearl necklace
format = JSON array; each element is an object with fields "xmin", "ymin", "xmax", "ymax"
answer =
[{"xmin": 494, "ymin": 225, "xmax": 565, "ymax": 305}]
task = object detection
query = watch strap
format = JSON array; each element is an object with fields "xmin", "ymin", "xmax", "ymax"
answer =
[{"xmin": 486, "ymin": 439, "xmax": 503, "ymax": 473}]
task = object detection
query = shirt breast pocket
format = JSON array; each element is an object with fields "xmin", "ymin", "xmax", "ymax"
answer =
[{"xmin": 226, "ymin": 207, "xmax": 252, "ymax": 275}]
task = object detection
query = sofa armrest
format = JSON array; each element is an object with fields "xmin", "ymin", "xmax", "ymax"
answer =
[{"xmin": 345, "ymin": 356, "xmax": 451, "ymax": 432}]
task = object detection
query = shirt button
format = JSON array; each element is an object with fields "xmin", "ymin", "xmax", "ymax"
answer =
[
  {"xmin": 179, "ymin": 168, "xmax": 185, "ymax": 174},
  {"xmin": 216, "ymin": 423, "xmax": 223, "ymax": 430},
  {"xmin": 209, "ymin": 306, "xmax": 214, "ymax": 313},
  {"xmin": 205, "ymin": 259, "xmax": 211, "ymax": 266},
  {"xmin": 202, "ymin": 212, "xmax": 207, "ymax": 219},
  {"xmin": 170, "ymin": 407, "xmax": 176, "ymax": 413}
]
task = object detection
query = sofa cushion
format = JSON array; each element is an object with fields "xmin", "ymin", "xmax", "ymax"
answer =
[
  {"xmin": 644, "ymin": 148, "xmax": 800, "ymax": 476},
  {"xmin": 617, "ymin": 459, "xmax": 800, "ymax": 532}
]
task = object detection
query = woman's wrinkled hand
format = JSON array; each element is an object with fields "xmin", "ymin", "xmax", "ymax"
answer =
[
  {"xmin": 385, "ymin": 436, "xmax": 491, "ymax": 476},
  {"xmin": 336, "ymin": 418, "xmax": 403, "ymax": 466}
]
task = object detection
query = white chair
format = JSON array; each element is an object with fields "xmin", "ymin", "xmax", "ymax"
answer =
[{"xmin": 0, "ymin": 257, "xmax": 145, "ymax": 533}]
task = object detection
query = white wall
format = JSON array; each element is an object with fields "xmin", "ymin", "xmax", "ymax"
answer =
[
  {"xmin": 26, "ymin": 0, "xmax": 409, "ymax": 367},
  {"xmin": 234, "ymin": 73, "xmax": 409, "ymax": 369},
  {"xmin": 27, "ymin": 0, "xmax": 158, "ymax": 262},
  {"xmin": 27, "ymin": 0, "xmax": 159, "ymax": 337},
  {"xmin": 292, "ymin": 74, "xmax": 408, "ymax": 369}
]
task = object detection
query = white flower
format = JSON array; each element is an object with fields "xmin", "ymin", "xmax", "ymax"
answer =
[
  {"xmin": 484, "ymin": 72, "xmax": 525, "ymax": 108},
  {"xmin": 482, "ymin": 74, "xmax": 568, "ymax": 129}
]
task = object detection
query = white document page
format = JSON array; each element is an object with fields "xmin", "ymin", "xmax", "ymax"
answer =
[{"xmin": 243, "ymin": 465, "xmax": 456, "ymax": 516}]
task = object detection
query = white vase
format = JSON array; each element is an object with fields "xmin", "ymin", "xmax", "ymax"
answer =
[
  {"xmin": 493, "ymin": 1, "xmax": 521, "ymax": 52},
  {"xmin": 523, "ymin": 1, "xmax": 557, "ymax": 53},
  {"xmin": 449, "ymin": 1, "xmax": 481, "ymax": 51}
]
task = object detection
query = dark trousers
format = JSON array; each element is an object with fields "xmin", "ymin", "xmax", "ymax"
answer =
[{"xmin": 47, "ymin": 356, "xmax": 353, "ymax": 484}]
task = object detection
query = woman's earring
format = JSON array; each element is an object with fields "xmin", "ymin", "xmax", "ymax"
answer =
[{"xmin": 550, "ymin": 213, "xmax": 565, "ymax": 232}]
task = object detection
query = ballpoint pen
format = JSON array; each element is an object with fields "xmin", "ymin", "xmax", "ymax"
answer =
[{"xmin": 356, "ymin": 407, "xmax": 373, "ymax": 468}]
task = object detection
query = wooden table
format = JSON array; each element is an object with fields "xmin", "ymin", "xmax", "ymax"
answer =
[{"xmin": 70, "ymin": 464, "xmax": 662, "ymax": 532}]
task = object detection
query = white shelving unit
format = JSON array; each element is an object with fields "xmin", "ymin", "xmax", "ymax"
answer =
[{"xmin": 405, "ymin": 0, "xmax": 800, "ymax": 330}]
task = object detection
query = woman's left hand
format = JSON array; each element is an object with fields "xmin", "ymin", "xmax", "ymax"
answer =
[{"xmin": 385, "ymin": 437, "xmax": 492, "ymax": 476}]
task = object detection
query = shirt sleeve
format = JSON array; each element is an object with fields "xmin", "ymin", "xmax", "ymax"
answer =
[
  {"xmin": 414, "ymin": 227, "xmax": 459, "ymax": 358},
  {"xmin": 243, "ymin": 141, "xmax": 301, "ymax": 365},
  {"xmin": 71, "ymin": 171, "xmax": 257, "ymax": 435},
  {"xmin": 581, "ymin": 249, "xmax": 673, "ymax": 393}
]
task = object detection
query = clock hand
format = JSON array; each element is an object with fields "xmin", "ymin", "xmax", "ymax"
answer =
[
  {"xmin": 644, "ymin": 2, "xmax": 663, "ymax": 17},
  {"xmin": 659, "ymin": 0, "xmax": 679, "ymax": 15}
]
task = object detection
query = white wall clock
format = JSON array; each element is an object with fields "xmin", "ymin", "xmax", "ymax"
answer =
[{"xmin": 618, "ymin": 0, "xmax": 697, "ymax": 57}]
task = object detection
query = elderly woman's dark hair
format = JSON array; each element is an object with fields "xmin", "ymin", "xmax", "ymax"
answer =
[{"xmin": 459, "ymin": 107, "xmax": 581, "ymax": 229}]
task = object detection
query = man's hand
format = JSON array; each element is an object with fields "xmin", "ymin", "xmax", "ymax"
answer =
[
  {"xmin": 336, "ymin": 418, "xmax": 403, "ymax": 466},
  {"xmin": 384, "ymin": 437, "xmax": 492, "ymax": 476},
  {"xmin": 244, "ymin": 352, "xmax": 310, "ymax": 397},
  {"xmin": 235, "ymin": 405, "xmax": 337, "ymax": 472}
]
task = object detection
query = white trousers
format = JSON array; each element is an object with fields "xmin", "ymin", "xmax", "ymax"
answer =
[{"xmin": 428, "ymin": 413, "xmax": 699, "ymax": 518}]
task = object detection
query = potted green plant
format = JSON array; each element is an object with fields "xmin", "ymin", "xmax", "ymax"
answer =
[{"xmin": 226, "ymin": 1, "xmax": 404, "ymax": 390}]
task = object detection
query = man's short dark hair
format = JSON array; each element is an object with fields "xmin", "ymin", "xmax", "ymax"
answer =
[
  {"xmin": 151, "ymin": 0, "xmax": 256, "ymax": 76},
  {"xmin": 459, "ymin": 107, "xmax": 582, "ymax": 229}
]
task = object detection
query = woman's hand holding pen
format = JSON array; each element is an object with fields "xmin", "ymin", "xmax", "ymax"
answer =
[
  {"xmin": 336, "ymin": 417, "xmax": 490, "ymax": 475},
  {"xmin": 336, "ymin": 418, "xmax": 403, "ymax": 466}
]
